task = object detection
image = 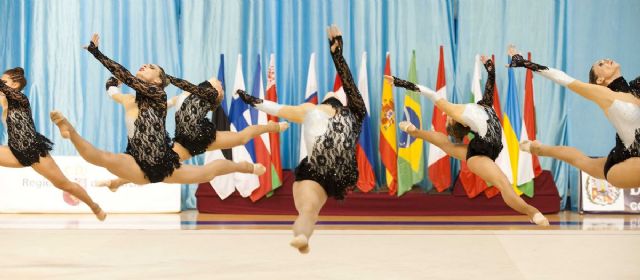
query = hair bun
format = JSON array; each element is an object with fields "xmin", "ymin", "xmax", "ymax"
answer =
[{"xmin": 13, "ymin": 67, "xmax": 24, "ymax": 75}]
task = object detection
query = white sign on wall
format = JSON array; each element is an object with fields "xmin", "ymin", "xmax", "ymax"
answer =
[
  {"xmin": 580, "ymin": 171, "xmax": 640, "ymax": 213},
  {"xmin": 0, "ymin": 156, "xmax": 180, "ymax": 213}
]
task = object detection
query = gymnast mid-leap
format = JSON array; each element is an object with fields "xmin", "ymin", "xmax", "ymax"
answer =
[
  {"xmin": 238, "ymin": 25, "xmax": 367, "ymax": 253},
  {"xmin": 386, "ymin": 55, "xmax": 549, "ymax": 226},
  {"xmin": 97, "ymin": 74, "xmax": 287, "ymax": 191},
  {"xmin": 1, "ymin": 67, "xmax": 106, "ymax": 220},
  {"xmin": 50, "ymin": 34, "xmax": 266, "ymax": 190},
  {"xmin": 508, "ymin": 46, "xmax": 640, "ymax": 188}
]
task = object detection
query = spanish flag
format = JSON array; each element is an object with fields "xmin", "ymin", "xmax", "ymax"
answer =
[{"xmin": 379, "ymin": 53, "xmax": 398, "ymax": 194}]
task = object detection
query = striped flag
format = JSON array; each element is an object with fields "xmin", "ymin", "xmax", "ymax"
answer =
[
  {"xmin": 265, "ymin": 54, "xmax": 283, "ymax": 197},
  {"xmin": 299, "ymin": 53, "xmax": 318, "ymax": 162},
  {"xmin": 229, "ymin": 54, "xmax": 260, "ymax": 197},
  {"xmin": 397, "ymin": 51, "xmax": 424, "ymax": 196},
  {"xmin": 503, "ymin": 56, "xmax": 526, "ymax": 196},
  {"xmin": 249, "ymin": 56, "xmax": 274, "ymax": 202},
  {"xmin": 379, "ymin": 53, "xmax": 398, "ymax": 194},
  {"xmin": 205, "ymin": 54, "xmax": 236, "ymax": 199},
  {"xmin": 428, "ymin": 46, "xmax": 451, "ymax": 192}
]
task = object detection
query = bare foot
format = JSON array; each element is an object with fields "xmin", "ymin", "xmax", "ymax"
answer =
[
  {"xmin": 399, "ymin": 121, "xmax": 417, "ymax": 133},
  {"xmin": 91, "ymin": 204, "xmax": 107, "ymax": 221},
  {"xmin": 519, "ymin": 140, "xmax": 542, "ymax": 155},
  {"xmin": 530, "ymin": 212, "xmax": 550, "ymax": 226},
  {"xmin": 290, "ymin": 235, "xmax": 310, "ymax": 254},
  {"xmin": 50, "ymin": 111, "xmax": 74, "ymax": 139},
  {"xmin": 252, "ymin": 163, "xmax": 266, "ymax": 176},
  {"xmin": 268, "ymin": 121, "xmax": 289, "ymax": 133},
  {"xmin": 96, "ymin": 179, "xmax": 122, "ymax": 192}
]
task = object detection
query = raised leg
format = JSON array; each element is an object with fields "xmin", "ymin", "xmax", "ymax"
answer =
[
  {"xmin": 164, "ymin": 160, "xmax": 265, "ymax": 184},
  {"xmin": 206, "ymin": 121, "xmax": 288, "ymax": 151},
  {"xmin": 467, "ymin": 155, "xmax": 549, "ymax": 226},
  {"xmin": 521, "ymin": 140, "xmax": 606, "ymax": 179},
  {"xmin": 290, "ymin": 180, "xmax": 328, "ymax": 254},
  {"xmin": 31, "ymin": 155, "xmax": 106, "ymax": 221}
]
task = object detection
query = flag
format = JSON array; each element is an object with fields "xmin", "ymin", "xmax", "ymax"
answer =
[
  {"xmin": 503, "ymin": 56, "xmax": 526, "ymax": 196},
  {"xmin": 228, "ymin": 54, "xmax": 259, "ymax": 197},
  {"xmin": 458, "ymin": 54, "xmax": 489, "ymax": 198},
  {"xmin": 355, "ymin": 52, "xmax": 376, "ymax": 192},
  {"xmin": 516, "ymin": 52, "xmax": 541, "ymax": 197},
  {"xmin": 265, "ymin": 54, "xmax": 283, "ymax": 197},
  {"xmin": 205, "ymin": 54, "xmax": 236, "ymax": 199},
  {"xmin": 299, "ymin": 53, "xmax": 318, "ymax": 162},
  {"xmin": 397, "ymin": 50, "xmax": 425, "ymax": 196},
  {"xmin": 249, "ymin": 56, "xmax": 274, "ymax": 201},
  {"xmin": 379, "ymin": 53, "xmax": 398, "ymax": 194},
  {"xmin": 428, "ymin": 46, "xmax": 451, "ymax": 192}
]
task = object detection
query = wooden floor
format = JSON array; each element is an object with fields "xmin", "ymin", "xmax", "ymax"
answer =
[{"xmin": 1, "ymin": 211, "xmax": 639, "ymax": 279}]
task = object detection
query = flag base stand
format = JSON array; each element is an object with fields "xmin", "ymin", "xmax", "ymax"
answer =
[{"xmin": 196, "ymin": 170, "xmax": 560, "ymax": 216}]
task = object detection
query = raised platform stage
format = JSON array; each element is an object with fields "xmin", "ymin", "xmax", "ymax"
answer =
[{"xmin": 196, "ymin": 170, "xmax": 560, "ymax": 216}]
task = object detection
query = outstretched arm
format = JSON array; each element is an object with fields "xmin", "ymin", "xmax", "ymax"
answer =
[
  {"xmin": 327, "ymin": 25, "xmax": 366, "ymax": 124},
  {"xmin": 383, "ymin": 75, "xmax": 468, "ymax": 127},
  {"xmin": 507, "ymin": 45, "xmax": 622, "ymax": 110},
  {"xmin": 236, "ymin": 89, "xmax": 312, "ymax": 124},
  {"xmin": 384, "ymin": 75, "xmax": 444, "ymax": 102},
  {"xmin": 167, "ymin": 75, "xmax": 219, "ymax": 107},
  {"xmin": 85, "ymin": 34, "xmax": 150, "ymax": 94},
  {"xmin": 477, "ymin": 56, "xmax": 495, "ymax": 107}
]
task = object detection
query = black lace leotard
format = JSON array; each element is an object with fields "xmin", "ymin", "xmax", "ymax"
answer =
[
  {"xmin": 604, "ymin": 76, "xmax": 640, "ymax": 178},
  {"xmin": 294, "ymin": 36, "xmax": 367, "ymax": 200},
  {"xmin": 168, "ymin": 76, "xmax": 220, "ymax": 156},
  {"xmin": 0, "ymin": 81, "xmax": 53, "ymax": 166},
  {"xmin": 87, "ymin": 43, "xmax": 180, "ymax": 183}
]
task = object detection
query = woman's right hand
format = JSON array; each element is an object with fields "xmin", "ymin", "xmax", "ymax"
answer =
[
  {"xmin": 83, "ymin": 33, "xmax": 100, "ymax": 50},
  {"xmin": 236, "ymin": 89, "xmax": 263, "ymax": 107},
  {"xmin": 383, "ymin": 75, "xmax": 395, "ymax": 86}
]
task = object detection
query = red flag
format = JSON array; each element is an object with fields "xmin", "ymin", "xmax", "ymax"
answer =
[
  {"xmin": 524, "ymin": 52, "xmax": 542, "ymax": 176},
  {"xmin": 428, "ymin": 46, "xmax": 451, "ymax": 192}
]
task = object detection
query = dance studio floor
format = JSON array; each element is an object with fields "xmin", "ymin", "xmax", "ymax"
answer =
[{"xmin": 1, "ymin": 211, "xmax": 638, "ymax": 279}]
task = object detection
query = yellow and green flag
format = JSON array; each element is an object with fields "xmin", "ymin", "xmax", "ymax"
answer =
[{"xmin": 397, "ymin": 51, "xmax": 424, "ymax": 196}]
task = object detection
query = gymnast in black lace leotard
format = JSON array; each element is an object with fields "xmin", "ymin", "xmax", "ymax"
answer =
[
  {"xmin": 0, "ymin": 67, "xmax": 105, "ymax": 221},
  {"xmin": 236, "ymin": 25, "xmax": 368, "ymax": 253},
  {"xmin": 51, "ymin": 33, "xmax": 265, "ymax": 190},
  {"xmin": 0, "ymin": 74, "xmax": 53, "ymax": 166},
  {"xmin": 86, "ymin": 41, "xmax": 181, "ymax": 183},
  {"xmin": 166, "ymin": 76, "xmax": 220, "ymax": 157},
  {"xmin": 238, "ymin": 33, "xmax": 366, "ymax": 200},
  {"xmin": 387, "ymin": 55, "xmax": 548, "ymax": 226},
  {"xmin": 97, "ymin": 74, "xmax": 286, "ymax": 191}
]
